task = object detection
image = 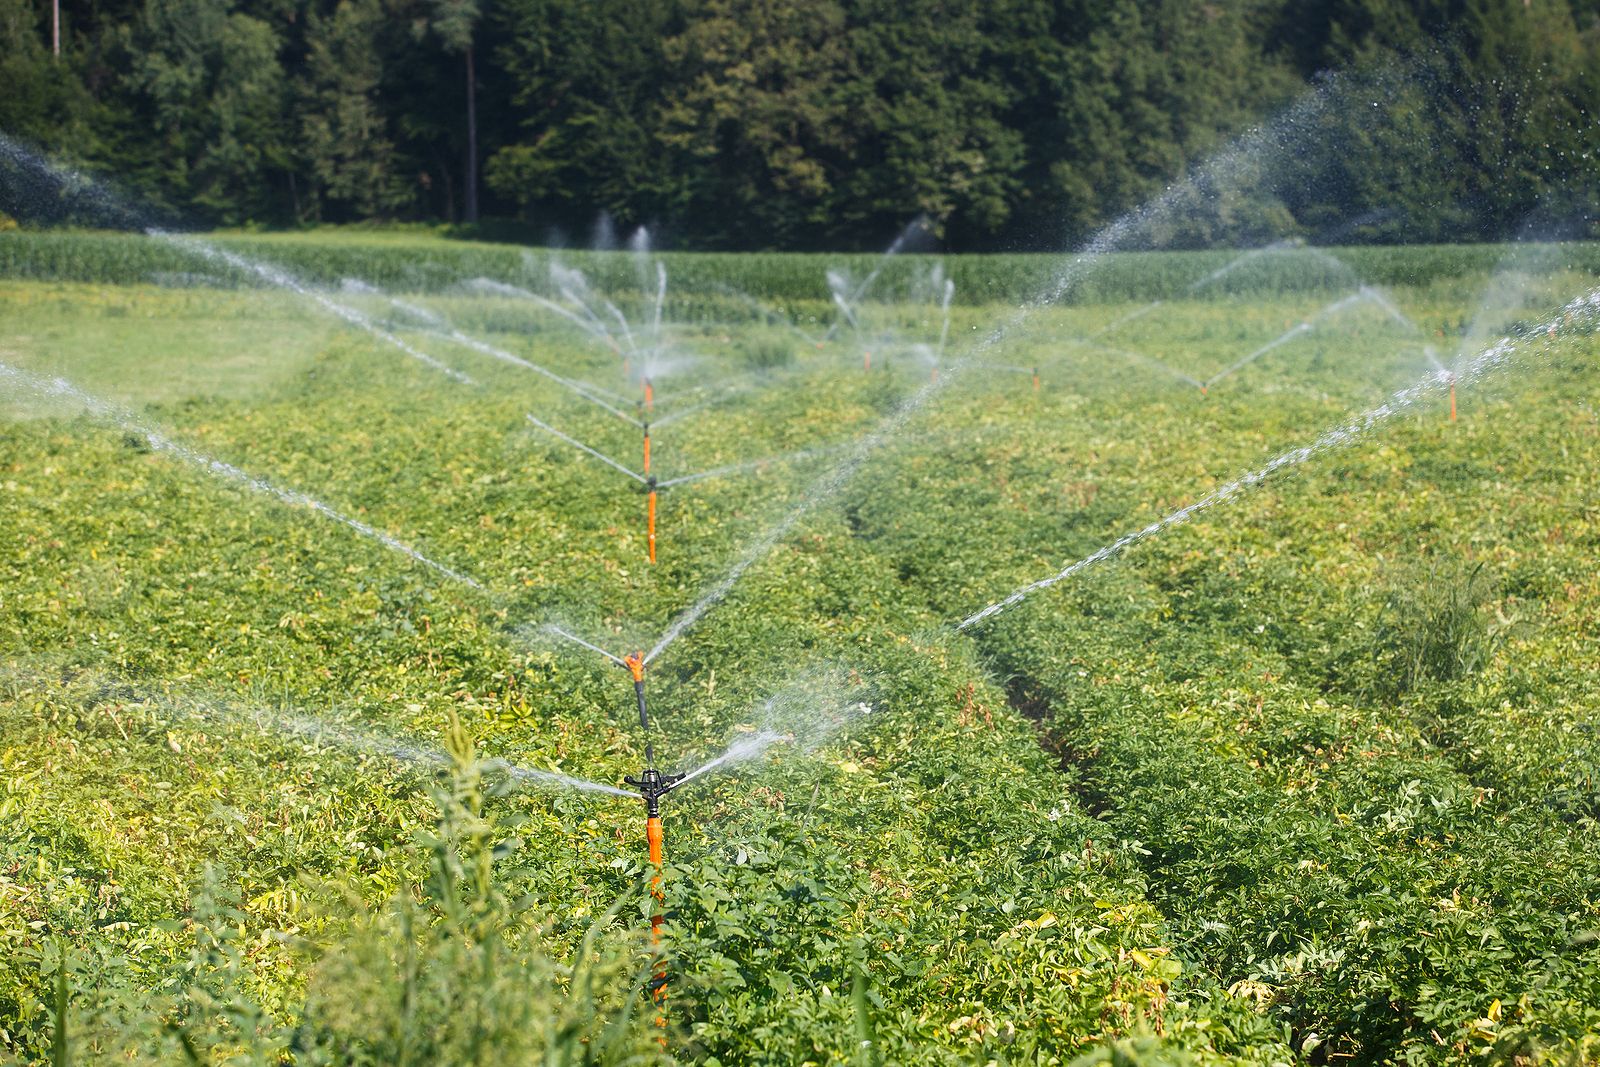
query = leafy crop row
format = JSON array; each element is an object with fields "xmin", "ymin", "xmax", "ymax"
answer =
[
  {"xmin": 3, "ymin": 266, "xmax": 1597, "ymax": 1064},
  {"xmin": 5, "ymin": 231, "xmax": 1600, "ymax": 304},
  {"xmin": 0, "ymin": 287, "xmax": 1321, "ymax": 1064}
]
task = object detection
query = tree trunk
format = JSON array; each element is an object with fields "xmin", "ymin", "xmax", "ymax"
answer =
[{"xmin": 464, "ymin": 43, "xmax": 479, "ymax": 223}]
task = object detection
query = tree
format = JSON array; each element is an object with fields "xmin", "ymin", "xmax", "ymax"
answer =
[
  {"xmin": 298, "ymin": 0, "xmax": 412, "ymax": 220},
  {"xmin": 118, "ymin": 0, "xmax": 290, "ymax": 222},
  {"xmin": 0, "ymin": 0, "xmax": 98, "ymax": 149},
  {"xmin": 419, "ymin": 0, "xmax": 481, "ymax": 221},
  {"xmin": 486, "ymin": 0, "xmax": 677, "ymax": 235},
  {"xmin": 656, "ymin": 0, "xmax": 859, "ymax": 247}
]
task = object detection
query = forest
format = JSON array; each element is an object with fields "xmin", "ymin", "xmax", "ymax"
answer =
[{"xmin": 4, "ymin": 0, "xmax": 1600, "ymax": 249}]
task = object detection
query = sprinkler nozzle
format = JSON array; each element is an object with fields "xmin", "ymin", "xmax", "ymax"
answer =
[
  {"xmin": 623, "ymin": 650, "xmax": 646, "ymax": 683},
  {"xmin": 625, "ymin": 765, "xmax": 686, "ymax": 816}
]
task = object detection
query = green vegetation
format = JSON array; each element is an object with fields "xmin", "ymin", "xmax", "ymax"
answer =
[
  {"xmin": 7, "ymin": 231, "xmax": 1600, "ymax": 304},
  {"xmin": 1, "ymin": 237, "xmax": 1598, "ymax": 1065},
  {"xmin": 5, "ymin": 0, "xmax": 1600, "ymax": 247}
]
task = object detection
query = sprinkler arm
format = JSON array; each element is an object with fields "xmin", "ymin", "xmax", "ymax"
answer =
[
  {"xmin": 620, "ymin": 651, "xmax": 684, "ymax": 814},
  {"xmin": 623, "ymin": 651, "xmax": 648, "ymax": 727}
]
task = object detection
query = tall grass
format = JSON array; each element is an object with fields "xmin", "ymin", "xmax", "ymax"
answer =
[
  {"xmin": 1370, "ymin": 560, "xmax": 1511, "ymax": 698},
  {"xmin": 5, "ymin": 231, "xmax": 1599, "ymax": 303},
  {"xmin": 27, "ymin": 715, "xmax": 661, "ymax": 1066}
]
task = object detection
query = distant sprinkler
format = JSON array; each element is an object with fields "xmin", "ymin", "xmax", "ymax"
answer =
[
  {"xmin": 863, "ymin": 351, "xmax": 872, "ymax": 372},
  {"xmin": 644, "ymin": 377, "xmax": 655, "ymax": 413},
  {"xmin": 1449, "ymin": 374, "xmax": 1457, "ymax": 422},
  {"xmin": 1032, "ymin": 367, "xmax": 1040, "ymax": 393},
  {"xmin": 618, "ymin": 652, "xmax": 683, "ymax": 1040}
]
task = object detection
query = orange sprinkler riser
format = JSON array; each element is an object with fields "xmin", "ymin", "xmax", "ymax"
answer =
[
  {"xmin": 647, "ymin": 813, "xmax": 665, "ymax": 933},
  {"xmin": 1450, "ymin": 379, "xmax": 1457, "ymax": 422},
  {"xmin": 1033, "ymin": 369, "xmax": 1040, "ymax": 392},
  {"xmin": 647, "ymin": 489, "xmax": 657, "ymax": 564},
  {"xmin": 647, "ymin": 815, "xmax": 665, "ymax": 931},
  {"xmin": 644, "ymin": 379, "xmax": 654, "ymax": 412},
  {"xmin": 647, "ymin": 814, "xmax": 668, "ymax": 1038},
  {"xmin": 864, "ymin": 351, "xmax": 871, "ymax": 371},
  {"xmin": 642, "ymin": 428, "xmax": 651, "ymax": 475}
]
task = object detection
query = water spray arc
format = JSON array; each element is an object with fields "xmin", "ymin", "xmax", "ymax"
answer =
[
  {"xmin": 1201, "ymin": 288, "xmax": 1372, "ymax": 391},
  {"xmin": 0, "ymin": 360, "xmax": 484, "ymax": 590},
  {"xmin": 524, "ymin": 413, "xmax": 660, "ymax": 562},
  {"xmin": 955, "ymin": 286, "xmax": 1600, "ymax": 631},
  {"xmin": 525, "ymin": 413, "xmax": 837, "ymax": 564}
]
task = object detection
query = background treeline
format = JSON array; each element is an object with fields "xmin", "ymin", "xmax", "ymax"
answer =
[{"xmin": 2, "ymin": 0, "xmax": 1599, "ymax": 250}]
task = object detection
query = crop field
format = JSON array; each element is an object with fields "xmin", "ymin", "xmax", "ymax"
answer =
[{"xmin": 2, "ymin": 231, "xmax": 1599, "ymax": 1066}]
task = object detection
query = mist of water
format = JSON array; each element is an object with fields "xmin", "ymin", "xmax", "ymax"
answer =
[
  {"xmin": 4, "ymin": 664, "xmax": 630, "ymax": 798},
  {"xmin": 671, "ymin": 670, "xmax": 875, "ymax": 790},
  {"xmin": 541, "ymin": 623, "xmax": 629, "ymax": 668},
  {"xmin": 525, "ymin": 414, "xmax": 646, "ymax": 483},
  {"xmin": 1090, "ymin": 300, "xmax": 1164, "ymax": 339},
  {"xmin": 717, "ymin": 284, "xmax": 822, "ymax": 346},
  {"xmin": 1, "ymin": 359, "xmax": 484, "ymax": 589},
  {"xmin": 936, "ymin": 277, "xmax": 955, "ymax": 361},
  {"xmin": 639, "ymin": 93, "xmax": 1376, "ymax": 663},
  {"xmin": 821, "ymin": 216, "xmax": 932, "ymax": 343},
  {"xmin": 466, "ymin": 276, "xmax": 621, "ymax": 353},
  {"xmin": 956, "ymin": 286, "xmax": 1600, "ymax": 630},
  {"xmin": 389, "ymin": 299, "xmax": 642, "ymax": 425},
  {"xmin": 161, "ymin": 235, "xmax": 477, "ymax": 386},
  {"xmin": 649, "ymin": 383, "xmax": 755, "ymax": 429},
  {"xmin": 654, "ymin": 441, "xmax": 853, "ymax": 489},
  {"xmin": 1358, "ymin": 284, "xmax": 1421, "ymax": 332},
  {"xmin": 1203, "ymin": 288, "xmax": 1370, "ymax": 388},
  {"xmin": 1185, "ymin": 241, "xmax": 1287, "ymax": 293},
  {"xmin": 1069, "ymin": 338, "xmax": 1204, "ymax": 390}
]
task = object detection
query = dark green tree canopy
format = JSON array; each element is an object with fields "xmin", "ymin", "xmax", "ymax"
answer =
[{"xmin": 4, "ymin": 0, "xmax": 1598, "ymax": 248}]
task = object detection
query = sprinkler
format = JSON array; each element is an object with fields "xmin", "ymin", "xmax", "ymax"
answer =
[
  {"xmin": 1032, "ymin": 367, "xmax": 1040, "ymax": 392},
  {"xmin": 1449, "ymin": 374, "xmax": 1457, "ymax": 422},
  {"xmin": 644, "ymin": 377, "xmax": 654, "ymax": 413},
  {"xmin": 619, "ymin": 652, "xmax": 683, "ymax": 1037}
]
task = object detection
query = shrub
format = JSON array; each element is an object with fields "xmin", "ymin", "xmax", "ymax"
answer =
[
  {"xmin": 24, "ymin": 717, "xmax": 660, "ymax": 1066},
  {"xmin": 1370, "ymin": 560, "xmax": 1510, "ymax": 698},
  {"xmin": 739, "ymin": 334, "xmax": 794, "ymax": 371}
]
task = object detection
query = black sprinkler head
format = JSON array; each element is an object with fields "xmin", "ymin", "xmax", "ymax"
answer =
[{"xmin": 625, "ymin": 766, "xmax": 686, "ymax": 815}]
